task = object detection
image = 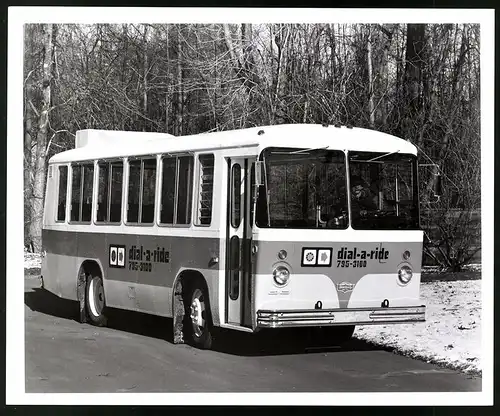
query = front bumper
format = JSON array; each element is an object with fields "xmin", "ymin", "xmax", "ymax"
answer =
[{"xmin": 257, "ymin": 305, "xmax": 426, "ymax": 328}]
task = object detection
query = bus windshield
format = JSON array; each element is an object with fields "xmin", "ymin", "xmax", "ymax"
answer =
[
  {"xmin": 348, "ymin": 151, "xmax": 419, "ymax": 230},
  {"xmin": 255, "ymin": 147, "xmax": 349, "ymax": 229}
]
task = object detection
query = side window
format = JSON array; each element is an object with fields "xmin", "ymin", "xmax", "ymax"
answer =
[
  {"xmin": 97, "ymin": 160, "xmax": 123, "ymax": 223},
  {"xmin": 231, "ymin": 163, "xmax": 241, "ymax": 228},
  {"xmin": 141, "ymin": 159, "xmax": 156, "ymax": 223},
  {"xmin": 127, "ymin": 160, "xmax": 141, "ymax": 223},
  {"xmin": 57, "ymin": 165, "xmax": 68, "ymax": 221},
  {"xmin": 196, "ymin": 154, "xmax": 215, "ymax": 226},
  {"xmin": 81, "ymin": 164, "xmax": 94, "ymax": 221},
  {"xmin": 70, "ymin": 163, "xmax": 94, "ymax": 222},
  {"xmin": 110, "ymin": 162, "xmax": 123, "ymax": 222},
  {"xmin": 70, "ymin": 165, "xmax": 81, "ymax": 222},
  {"xmin": 160, "ymin": 157, "xmax": 176, "ymax": 224},
  {"xmin": 127, "ymin": 158, "xmax": 156, "ymax": 224},
  {"xmin": 97, "ymin": 162, "xmax": 109, "ymax": 222},
  {"xmin": 160, "ymin": 155, "xmax": 194, "ymax": 225},
  {"xmin": 176, "ymin": 156, "xmax": 193, "ymax": 225}
]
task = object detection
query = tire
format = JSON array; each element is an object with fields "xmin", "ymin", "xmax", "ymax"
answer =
[
  {"xmin": 183, "ymin": 278, "xmax": 213, "ymax": 349},
  {"xmin": 85, "ymin": 272, "xmax": 108, "ymax": 327}
]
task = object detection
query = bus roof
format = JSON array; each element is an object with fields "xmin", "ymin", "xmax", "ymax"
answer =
[{"xmin": 49, "ymin": 124, "xmax": 417, "ymax": 164}]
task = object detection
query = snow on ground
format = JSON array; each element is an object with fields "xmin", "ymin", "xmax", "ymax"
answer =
[
  {"xmin": 24, "ymin": 251, "xmax": 42, "ymax": 271},
  {"xmin": 24, "ymin": 251, "xmax": 481, "ymax": 374},
  {"xmin": 354, "ymin": 280, "xmax": 481, "ymax": 375}
]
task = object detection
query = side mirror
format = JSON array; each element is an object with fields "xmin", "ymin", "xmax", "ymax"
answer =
[
  {"xmin": 255, "ymin": 161, "xmax": 265, "ymax": 186},
  {"xmin": 434, "ymin": 173, "xmax": 443, "ymax": 197}
]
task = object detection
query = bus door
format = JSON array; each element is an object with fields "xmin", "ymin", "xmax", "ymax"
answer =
[{"xmin": 226, "ymin": 157, "xmax": 253, "ymax": 327}]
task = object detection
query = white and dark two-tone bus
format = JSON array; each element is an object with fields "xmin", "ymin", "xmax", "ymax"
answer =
[{"xmin": 41, "ymin": 124, "xmax": 426, "ymax": 349}]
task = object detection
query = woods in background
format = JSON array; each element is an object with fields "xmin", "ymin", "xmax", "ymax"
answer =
[{"xmin": 23, "ymin": 23, "xmax": 481, "ymax": 271}]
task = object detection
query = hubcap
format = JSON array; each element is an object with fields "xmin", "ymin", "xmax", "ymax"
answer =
[
  {"xmin": 190, "ymin": 288, "xmax": 206, "ymax": 338},
  {"xmin": 89, "ymin": 277, "xmax": 104, "ymax": 317}
]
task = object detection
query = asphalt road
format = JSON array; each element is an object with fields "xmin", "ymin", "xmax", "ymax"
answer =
[{"xmin": 24, "ymin": 275, "xmax": 481, "ymax": 393}]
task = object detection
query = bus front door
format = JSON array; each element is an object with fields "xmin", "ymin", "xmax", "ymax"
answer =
[{"xmin": 226, "ymin": 157, "xmax": 253, "ymax": 327}]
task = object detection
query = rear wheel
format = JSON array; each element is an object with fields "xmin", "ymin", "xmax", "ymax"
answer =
[
  {"xmin": 184, "ymin": 278, "xmax": 213, "ymax": 349},
  {"xmin": 85, "ymin": 272, "xmax": 108, "ymax": 327}
]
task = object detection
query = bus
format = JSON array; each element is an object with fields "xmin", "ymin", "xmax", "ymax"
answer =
[{"xmin": 41, "ymin": 123, "xmax": 426, "ymax": 349}]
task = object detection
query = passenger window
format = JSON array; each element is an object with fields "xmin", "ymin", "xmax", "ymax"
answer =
[
  {"xmin": 141, "ymin": 159, "xmax": 156, "ymax": 223},
  {"xmin": 70, "ymin": 163, "xmax": 94, "ymax": 222},
  {"xmin": 97, "ymin": 162, "xmax": 109, "ymax": 222},
  {"xmin": 127, "ymin": 158, "xmax": 156, "ymax": 224},
  {"xmin": 160, "ymin": 157, "xmax": 176, "ymax": 224},
  {"xmin": 127, "ymin": 160, "xmax": 141, "ymax": 223},
  {"xmin": 81, "ymin": 164, "xmax": 94, "ymax": 222},
  {"xmin": 196, "ymin": 154, "xmax": 215, "ymax": 226},
  {"xmin": 109, "ymin": 162, "xmax": 123, "ymax": 223},
  {"xmin": 176, "ymin": 156, "xmax": 193, "ymax": 225},
  {"xmin": 160, "ymin": 155, "xmax": 194, "ymax": 225},
  {"xmin": 57, "ymin": 166, "xmax": 68, "ymax": 221},
  {"xmin": 70, "ymin": 165, "xmax": 81, "ymax": 222},
  {"xmin": 97, "ymin": 160, "xmax": 123, "ymax": 223}
]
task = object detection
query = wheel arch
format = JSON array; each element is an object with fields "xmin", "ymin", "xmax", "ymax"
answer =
[
  {"xmin": 76, "ymin": 258, "xmax": 104, "ymax": 323},
  {"xmin": 171, "ymin": 268, "xmax": 213, "ymax": 344}
]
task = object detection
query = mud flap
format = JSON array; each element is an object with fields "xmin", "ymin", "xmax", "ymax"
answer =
[
  {"xmin": 173, "ymin": 279, "xmax": 185, "ymax": 344},
  {"xmin": 77, "ymin": 268, "xmax": 87, "ymax": 323}
]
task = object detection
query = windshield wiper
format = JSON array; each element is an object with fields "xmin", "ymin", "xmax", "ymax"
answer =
[
  {"xmin": 366, "ymin": 150, "xmax": 400, "ymax": 162},
  {"xmin": 351, "ymin": 150, "xmax": 400, "ymax": 163},
  {"xmin": 290, "ymin": 146, "xmax": 329, "ymax": 154}
]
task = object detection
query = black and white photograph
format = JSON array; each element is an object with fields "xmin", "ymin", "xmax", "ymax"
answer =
[{"xmin": 6, "ymin": 6, "xmax": 494, "ymax": 405}]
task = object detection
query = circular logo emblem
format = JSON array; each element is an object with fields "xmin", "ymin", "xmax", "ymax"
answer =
[
  {"xmin": 111, "ymin": 251, "xmax": 116, "ymax": 262},
  {"xmin": 306, "ymin": 252, "xmax": 314, "ymax": 262}
]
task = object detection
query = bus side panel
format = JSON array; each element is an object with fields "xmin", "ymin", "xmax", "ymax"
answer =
[
  {"xmin": 42, "ymin": 229, "xmax": 221, "ymax": 319},
  {"xmin": 41, "ymin": 228, "xmax": 79, "ymax": 301}
]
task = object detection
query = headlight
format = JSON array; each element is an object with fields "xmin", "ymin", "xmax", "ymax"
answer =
[
  {"xmin": 398, "ymin": 265, "xmax": 413, "ymax": 284},
  {"xmin": 273, "ymin": 266, "xmax": 290, "ymax": 286},
  {"xmin": 402, "ymin": 250, "xmax": 411, "ymax": 261}
]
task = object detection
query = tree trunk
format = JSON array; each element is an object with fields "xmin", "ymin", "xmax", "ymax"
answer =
[
  {"xmin": 29, "ymin": 23, "xmax": 54, "ymax": 252},
  {"xmin": 24, "ymin": 26, "xmax": 35, "ymax": 249},
  {"xmin": 142, "ymin": 26, "xmax": 148, "ymax": 132},
  {"xmin": 377, "ymin": 24, "xmax": 395, "ymax": 129},
  {"xmin": 176, "ymin": 25, "xmax": 183, "ymax": 136},
  {"xmin": 367, "ymin": 26, "xmax": 375, "ymax": 128},
  {"xmin": 273, "ymin": 24, "xmax": 289, "ymax": 124},
  {"xmin": 401, "ymin": 24, "xmax": 425, "ymax": 139}
]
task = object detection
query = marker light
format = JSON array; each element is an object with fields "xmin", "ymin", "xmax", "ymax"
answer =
[
  {"xmin": 278, "ymin": 250, "xmax": 288, "ymax": 260},
  {"xmin": 273, "ymin": 266, "xmax": 290, "ymax": 286},
  {"xmin": 402, "ymin": 250, "xmax": 411, "ymax": 261},
  {"xmin": 398, "ymin": 265, "xmax": 413, "ymax": 284}
]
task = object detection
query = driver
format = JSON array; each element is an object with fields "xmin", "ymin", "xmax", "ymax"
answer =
[{"xmin": 350, "ymin": 176, "xmax": 379, "ymax": 214}]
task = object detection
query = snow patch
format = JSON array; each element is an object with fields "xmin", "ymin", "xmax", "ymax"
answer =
[
  {"xmin": 24, "ymin": 251, "xmax": 42, "ymax": 271},
  {"xmin": 354, "ymin": 280, "xmax": 481, "ymax": 375}
]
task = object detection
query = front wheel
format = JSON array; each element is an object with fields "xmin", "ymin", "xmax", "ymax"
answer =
[
  {"xmin": 85, "ymin": 273, "xmax": 108, "ymax": 327},
  {"xmin": 184, "ymin": 279, "xmax": 213, "ymax": 349}
]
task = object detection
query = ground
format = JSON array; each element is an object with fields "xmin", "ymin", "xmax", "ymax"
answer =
[
  {"xmin": 24, "ymin": 275, "xmax": 480, "ymax": 392},
  {"xmin": 24, "ymin": 252, "xmax": 482, "ymax": 378}
]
